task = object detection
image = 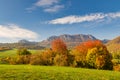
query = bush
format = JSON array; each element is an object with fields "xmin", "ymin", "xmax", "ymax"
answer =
[
  {"xmin": 16, "ymin": 55, "xmax": 31, "ymax": 64},
  {"xmin": 0, "ymin": 57, "xmax": 10, "ymax": 64},
  {"xmin": 54, "ymin": 54, "xmax": 69, "ymax": 66},
  {"xmin": 8, "ymin": 57, "xmax": 17, "ymax": 65},
  {"xmin": 112, "ymin": 59, "xmax": 120, "ymax": 65},
  {"xmin": 30, "ymin": 49, "xmax": 55, "ymax": 65},
  {"xmin": 112, "ymin": 52, "xmax": 120, "ymax": 65},
  {"xmin": 30, "ymin": 54, "xmax": 44, "ymax": 65},
  {"xmin": 113, "ymin": 65, "xmax": 120, "ymax": 71}
]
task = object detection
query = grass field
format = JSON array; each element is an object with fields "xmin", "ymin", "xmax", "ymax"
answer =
[
  {"xmin": 0, "ymin": 65, "xmax": 120, "ymax": 80},
  {"xmin": 0, "ymin": 49, "xmax": 41, "ymax": 58}
]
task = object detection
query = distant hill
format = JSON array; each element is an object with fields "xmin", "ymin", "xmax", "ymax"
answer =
[
  {"xmin": 106, "ymin": 36, "xmax": 120, "ymax": 53},
  {"xmin": 0, "ymin": 39, "xmax": 44, "ymax": 50},
  {"xmin": 18, "ymin": 39, "xmax": 37, "ymax": 45},
  {"xmin": 102, "ymin": 39, "xmax": 110, "ymax": 44},
  {"xmin": 39, "ymin": 34, "xmax": 97, "ymax": 48},
  {"xmin": 107, "ymin": 36, "xmax": 120, "ymax": 45}
]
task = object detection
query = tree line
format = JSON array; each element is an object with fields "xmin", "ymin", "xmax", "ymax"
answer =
[{"xmin": 1, "ymin": 38, "xmax": 120, "ymax": 71}]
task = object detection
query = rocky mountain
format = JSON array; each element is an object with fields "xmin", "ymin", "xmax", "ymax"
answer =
[
  {"xmin": 106, "ymin": 36, "xmax": 120, "ymax": 53},
  {"xmin": 102, "ymin": 39, "xmax": 110, "ymax": 44},
  {"xmin": 0, "ymin": 34, "xmax": 114, "ymax": 49},
  {"xmin": 39, "ymin": 34, "xmax": 97, "ymax": 48}
]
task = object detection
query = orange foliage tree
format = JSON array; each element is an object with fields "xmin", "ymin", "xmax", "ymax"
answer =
[
  {"xmin": 51, "ymin": 38, "xmax": 68, "ymax": 54},
  {"xmin": 51, "ymin": 38, "xmax": 70, "ymax": 66},
  {"xmin": 71, "ymin": 40, "xmax": 107, "ymax": 67}
]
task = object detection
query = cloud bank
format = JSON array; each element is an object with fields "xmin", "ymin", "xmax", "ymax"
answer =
[
  {"xmin": 0, "ymin": 24, "xmax": 39, "ymax": 40},
  {"xmin": 49, "ymin": 12, "xmax": 120, "ymax": 24},
  {"xmin": 27, "ymin": 0, "xmax": 64, "ymax": 13}
]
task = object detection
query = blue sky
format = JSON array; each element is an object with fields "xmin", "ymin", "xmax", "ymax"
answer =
[{"xmin": 0, "ymin": 0, "xmax": 120, "ymax": 42}]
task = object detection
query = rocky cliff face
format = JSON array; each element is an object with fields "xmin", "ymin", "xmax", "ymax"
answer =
[{"xmin": 39, "ymin": 34, "xmax": 97, "ymax": 48}]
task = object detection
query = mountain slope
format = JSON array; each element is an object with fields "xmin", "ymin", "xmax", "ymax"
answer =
[{"xmin": 106, "ymin": 36, "xmax": 120, "ymax": 53}]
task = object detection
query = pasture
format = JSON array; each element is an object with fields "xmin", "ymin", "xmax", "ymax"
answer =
[{"xmin": 0, "ymin": 65, "xmax": 120, "ymax": 80}]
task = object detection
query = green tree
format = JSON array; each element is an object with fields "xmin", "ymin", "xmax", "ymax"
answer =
[{"xmin": 17, "ymin": 48, "xmax": 31, "ymax": 55}]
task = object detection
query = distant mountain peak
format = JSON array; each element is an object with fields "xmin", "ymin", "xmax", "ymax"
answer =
[{"xmin": 18, "ymin": 39, "xmax": 30, "ymax": 43}]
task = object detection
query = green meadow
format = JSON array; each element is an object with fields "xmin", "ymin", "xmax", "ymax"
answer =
[
  {"xmin": 0, "ymin": 49, "xmax": 41, "ymax": 58},
  {"xmin": 0, "ymin": 49, "xmax": 120, "ymax": 80},
  {"xmin": 0, "ymin": 65, "xmax": 120, "ymax": 80}
]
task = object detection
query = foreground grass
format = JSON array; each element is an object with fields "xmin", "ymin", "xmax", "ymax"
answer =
[{"xmin": 0, "ymin": 65, "xmax": 120, "ymax": 80}]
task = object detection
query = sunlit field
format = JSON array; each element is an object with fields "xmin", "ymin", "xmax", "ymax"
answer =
[
  {"xmin": 0, "ymin": 65, "xmax": 120, "ymax": 80},
  {"xmin": 0, "ymin": 49, "xmax": 41, "ymax": 58}
]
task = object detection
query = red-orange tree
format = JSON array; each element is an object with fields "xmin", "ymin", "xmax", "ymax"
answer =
[
  {"xmin": 51, "ymin": 38, "xmax": 70, "ymax": 66},
  {"xmin": 51, "ymin": 38, "xmax": 68, "ymax": 54}
]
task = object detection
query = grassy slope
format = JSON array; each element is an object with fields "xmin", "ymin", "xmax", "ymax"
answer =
[
  {"xmin": 0, "ymin": 65, "xmax": 120, "ymax": 80},
  {"xmin": 0, "ymin": 49, "xmax": 41, "ymax": 58},
  {"xmin": 0, "ymin": 49, "xmax": 17, "ymax": 58}
]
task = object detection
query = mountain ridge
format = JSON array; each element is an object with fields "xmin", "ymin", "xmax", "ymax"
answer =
[
  {"xmin": 39, "ymin": 34, "xmax": 98, "ymax": 48},
  {"xmin": 0, "ymin": 34, "xmax": 113, "ymax": 49}
]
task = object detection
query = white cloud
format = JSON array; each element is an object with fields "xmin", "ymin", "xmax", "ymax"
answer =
[
  {"xmin": 108, "ymin": 12, "xmax": 120, "ymax": 18},
  {"xmin": 26, "ymin": 0, "xmax": 64, "ymax": 13},
  {"xmin": 49, "ymin": 12, "xmax": 120, "ymax": 24},
  {"xmin": 0, "ymin": 24, "xmax": 39, "ymax": 40},
  {"xmin": 35, "ymin": 0, "xmax": 59, "ymax": 7},
  {"xmin": 44, "ymin": 5, "xmax": 64, "ymax": 12}
]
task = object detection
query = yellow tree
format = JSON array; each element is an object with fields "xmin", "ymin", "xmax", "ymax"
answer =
[
  {"xmin": 71, "ymin": 40, "xmax": 104, "ymax": 67},
  {"xmin": 86, "ymin": 47, "xmax": 113, "ymax": 70}
]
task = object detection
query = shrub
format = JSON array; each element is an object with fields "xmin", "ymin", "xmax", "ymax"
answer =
[
  {"xmin": 112, "ymin": 52, "xmax": 120, "ymax": 65},
  {"xmin": 30, "ymin": 49, "xmax": 55, "ymax": 65},
  {"xmin": 30, "ymin": 54, "xmax": 43, "ymax": 65},
  {"xmin": 8, "ymin": 57, "xmax": 17, "ymax": 65},
  {"xmin": 0, "ymin": 57, "xmax": 10, "ymax": 64},
  {"xmin": 16, "ymin": 55, "xmax": 31, "ymax": 64},
  {"xmin": 54, "ymin": 54, "xmax": 69, "ymax": 66},
  {"xmin": 112, "ymin": 59, "xmax": 120, "ymax": 65},
  {"xmin": 113, "ymin": 65, "xmax": 120, "ymax": 71}
]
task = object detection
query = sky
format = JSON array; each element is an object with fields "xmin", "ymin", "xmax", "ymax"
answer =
[{"xmin": 0, "ymin": 0, "xmax": 120, "ymax": 43}]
